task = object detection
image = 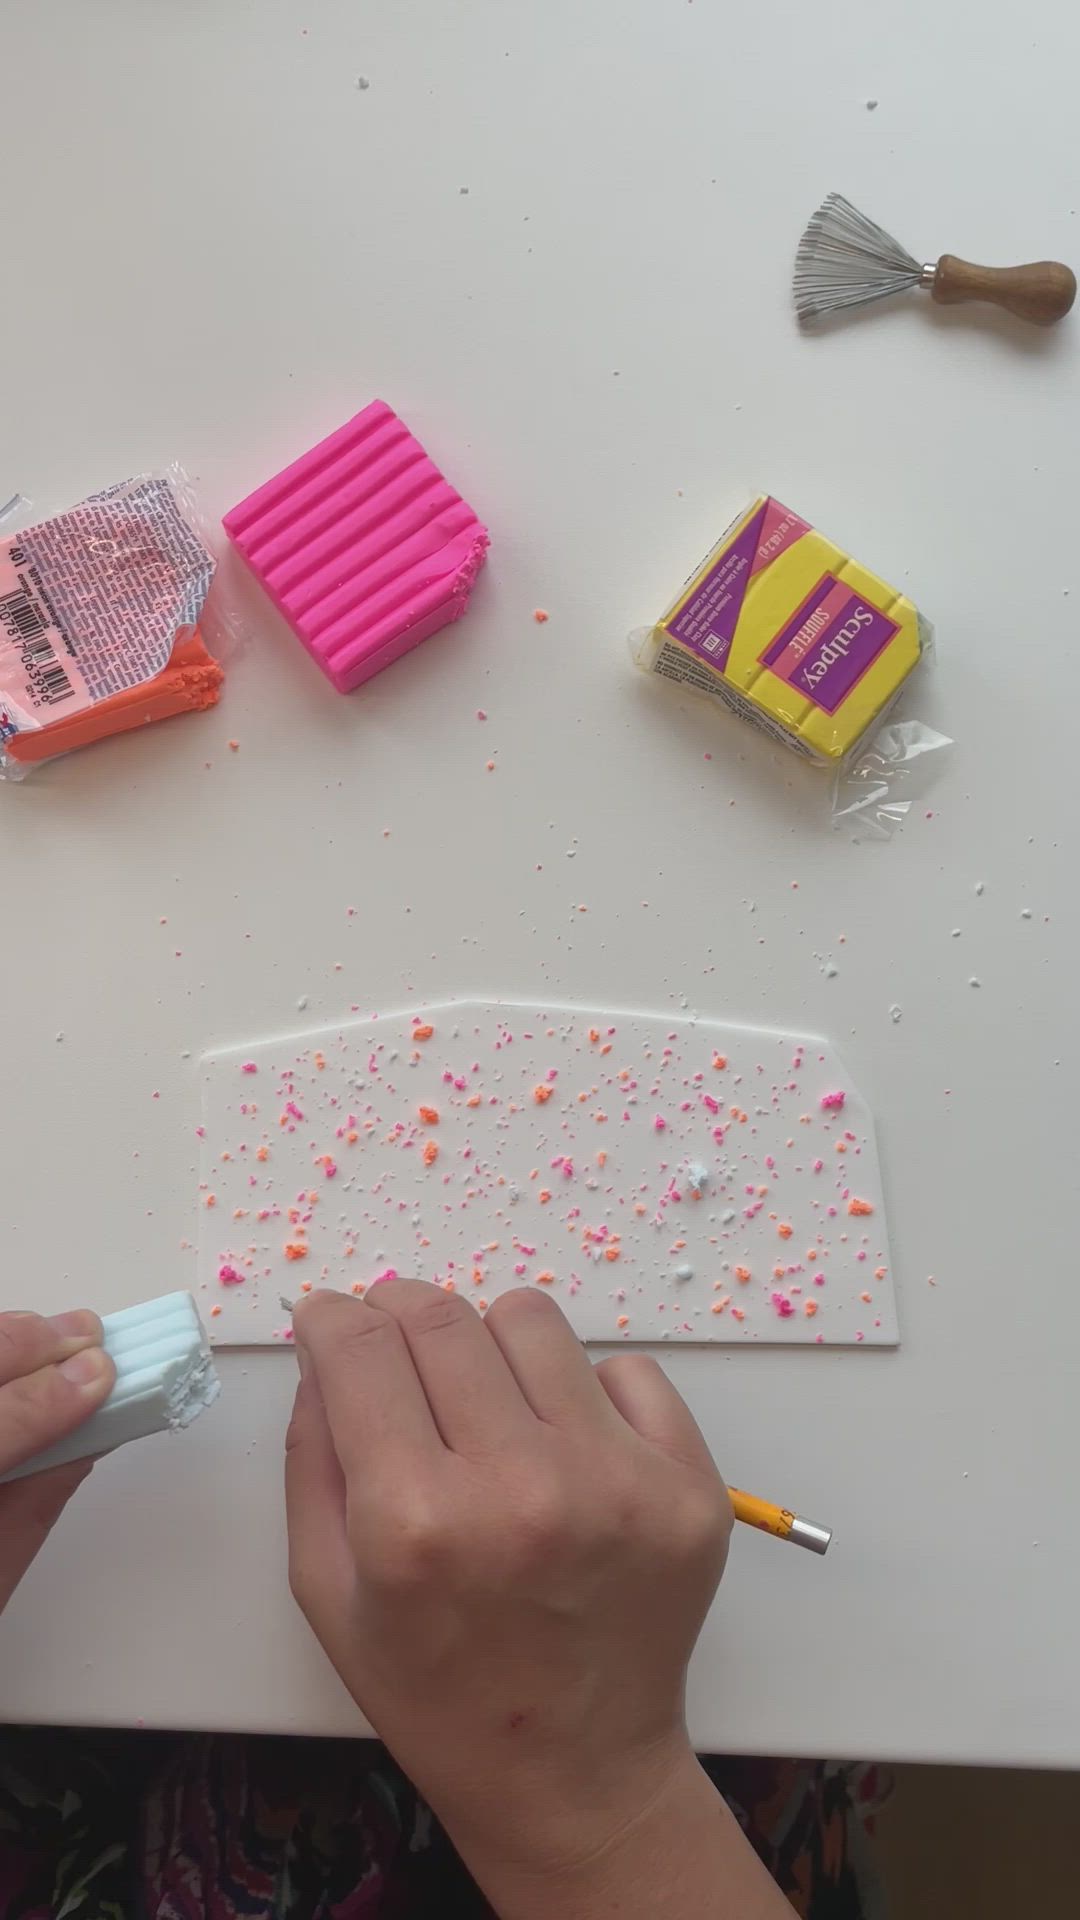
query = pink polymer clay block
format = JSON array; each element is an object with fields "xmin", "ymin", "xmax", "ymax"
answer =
[{"xmin": 223, "ymin": 401, "xmax": 489, "ymax": 692}]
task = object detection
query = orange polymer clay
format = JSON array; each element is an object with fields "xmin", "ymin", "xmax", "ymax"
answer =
[{"xmin": 6, "ymin": 627, "xmax": 224, "ymax": 766}]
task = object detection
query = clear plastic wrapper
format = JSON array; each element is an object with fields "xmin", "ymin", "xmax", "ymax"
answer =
[
  {"xmin": 831, "ymin": 719, "xmax": 953, "ymax": 840},
  {"xmin": 0, "ymin": 467, "xmax": 231, "ymax": 779}
]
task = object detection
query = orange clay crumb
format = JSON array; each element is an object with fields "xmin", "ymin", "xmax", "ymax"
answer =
[
  {"xmin": 204, "ymin": 1194, "xmax": 216, "ymax": 1208},
  {"xmin": 228, "ymin": 739, "xmax": 240, "ymax": 751},
  {"xmin": 535, "ymin": 1271, "xmax": 555, "ymax": 1285},
  {"xmin": 634, "ymin": 1202, "xmax": 647, "ymax": 1216},
  {"xmin": 597, "ymin": 1149, "xmax": 607, "ymax": 1168},
  {"xmin": 419, "ymin": 1105, "xmax": 440, "ymax": 1125},
  {"xmin": 256, "ymin": 1146, "xmax": 269, "ymax": 1162},
  {"xmin": 533, "ymin": 608, "xmax": 549, "ymax": 623},
  {"xmin": 616, "ymin": 1314, "xmax": 629, "ymax": 1328},
  {"xmin": 804, "ymin": 1300, "xmax": 819, "ymax": 1318},
  {"xmin": 875, "ymin": 1266, "xmax": 887, "ymax": 1279},
  {"xmin": 848, "ymin": 1197, "xmax": 874, "ymax": 1216},
  {"xmin": 343, "ymin": 1245, "xmax": 355, "ymax": 1258},
  {"xmin": 604, "ymin": 1245, "xmax": 621, "ymax": 1263},
  {"xmin": 313, "ymin": 1051, "xmax": 326, "ymax": 1070},
  {"xmin": 774, "ymin": 1265, "xmax": 787, "ymax": 1280},
  {"xmin": 835, "ymin": 1141, "xmax": 848, "ymax": 1154},
  {"xmin": 589, "ymin": 1028, "xmax": 600, "ymax": 1043},
  {"xmin": 777, "ymin": 1222, "xmax": 793, "ymax": 1239},
  {"xmin": 861, "ymin": 1290, "xmax": 873, "ymax": 1303},
  {"xmin": 711, "ymin": 1298, "xmax": 730, "ymax": 1315},
  {"xmin": 284, "ymin": 1242, "xmax": 308, "ymax": 1261},
  {"xmin": 731, "ymin": 1306, "xmax": 745, "ymax": 1322},
  {"xmin": 478, "ymin": 1297, "xmax": 489, "ymax": 1311},
  {"xmin": 422, "ymin": 1140, "xmax": 439, "ymax": 1167},
  {"xmin": 467, "ymin": 1093, "xmax": 482, "ymax": 1108},
  {"xmin": 735, "ymin": 1266, "xmax": 752, "ymax": 1284},
  {"xmin": 712, "ymin": 1053, "xmax": 727, "ymax": 1069},
  {"xmin": 210, "ymin": 1304, "xmax": 222, "ymax": 1317},
  {"xmin": 533, "ymin": 1084, "xmax": 553, "ymax": 1104},
  {"xmin": 472, "ymin": 1268, "xmax": 484, "ymax": 1285},
  {"xmin": 413, "ymin": 1023, "xmax": 434, "ymax": 1041},
  {"xmin": 301, "ymin": 1280, "xmax": 313, "ymax": 1293},
  {"xmin": 351, "ymin": 1281, "xmax": 365, "ymax": 1295}
]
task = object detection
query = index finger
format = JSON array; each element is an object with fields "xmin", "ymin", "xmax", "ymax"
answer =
[{"xmin": 291, "ymin": 1290, "xmax": 443, "ymax": 1486}]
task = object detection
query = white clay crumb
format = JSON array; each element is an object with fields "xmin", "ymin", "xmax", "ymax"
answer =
[
  {"xmin": 974, "ymin": 881, "xmax": 985, "ymax": 896},
  {"xmin": 1021, "ymin": 908, "xmax": 1032, "ymax": 919},
  {"xmin": 889, "ymin": 1004, "xmax": 902, "ymax": 1023},
  {"xmin": 969, "ymin": 976, "xmax": 982, "ymax": 988},
  {"xmin": 825, "ymin": 963, "xmax": 838, "ymax": 979},
  {"xmin": 356, "ymin": 75, "xmax": 370, "ymax": 89},
  {"xmin": 55, "ymin": 1031, "xmax": 64, "ymax": 1043},
  {"xmin": 866, "ymin": 98, "xmax": 879, "ymax": 109},
  {"xmin": 297, "ymin": 995, "xmax": 309, "ymax": 1011},
  {"xmin": 951, "ymin": 928, "xmax": 961, "ymax": 939},
  {"xmin": 674, "ymin": 1263, "xmax": 694, "ymax": 1282}
]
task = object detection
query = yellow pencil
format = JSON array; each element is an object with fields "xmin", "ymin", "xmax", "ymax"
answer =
[{"xmin": 728, "ymin": 1487, "xmax": 832, "ymax": 1555}]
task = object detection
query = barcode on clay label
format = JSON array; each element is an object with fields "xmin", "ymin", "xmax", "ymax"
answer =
[{"xmin": 0, "ymin": 584, "xmax": 75, "ymax": 708}]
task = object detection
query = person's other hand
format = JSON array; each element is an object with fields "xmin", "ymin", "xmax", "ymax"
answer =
[
  {"xmin": 0, "ymin": 1310, "xmax": 115, "ymax": 1615},
  {"xmin": 286, "ymin": 1282, "xmax": 733, "ymax": 1909}
]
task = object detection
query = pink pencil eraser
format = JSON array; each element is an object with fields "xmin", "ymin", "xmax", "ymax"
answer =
[{"xmin": 223, "ymin": 401, "xmax": 489, "ymax": 692}]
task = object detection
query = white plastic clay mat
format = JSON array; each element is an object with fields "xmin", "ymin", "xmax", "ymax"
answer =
[{"xmin": 197, "ymin": 1001, "xmax": 897, "ymax": 1347}]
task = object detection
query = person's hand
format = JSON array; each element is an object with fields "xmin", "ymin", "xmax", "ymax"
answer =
[
  {"xmin": 286, "ymin": 1283, "xmax": 788, "ymax": 1918},
  {"xmin": 0, "ymin": 1309, "xmax": 115, "ymax": 1615}
]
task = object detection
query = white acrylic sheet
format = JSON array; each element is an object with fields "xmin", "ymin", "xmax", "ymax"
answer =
[{"xmin": 198, "ymin": 1001, "xmax": 897, "ymax": 1347}]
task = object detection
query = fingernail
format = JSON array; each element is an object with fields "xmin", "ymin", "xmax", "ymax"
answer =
[
  {"xmin": 47, "ymin": 1310, "xmax": 101, "ymax": 1345},
  {"xmin": 296, "ymin": 1343, "xmax": 310, "ymax": 1380},
  {"xmin": 59, "ymin": 1347, "xmax": 111, "ymax": 1390}
]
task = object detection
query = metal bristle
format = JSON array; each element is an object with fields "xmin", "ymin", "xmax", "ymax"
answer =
[{"xmin": 794, "ymin": 193, "xmax": 923, "ymax": 324}]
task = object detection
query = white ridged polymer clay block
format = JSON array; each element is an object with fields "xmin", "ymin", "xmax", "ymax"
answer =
[{"xmin": 0, "ymin": 1291, "xmax": 221, "ymax": 1483}]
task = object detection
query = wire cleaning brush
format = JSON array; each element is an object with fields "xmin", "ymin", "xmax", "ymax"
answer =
[{"xmin": 794, "ymin": 193, "xmax": 1075, "ymax": 327}]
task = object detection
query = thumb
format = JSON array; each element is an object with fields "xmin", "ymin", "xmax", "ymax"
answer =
[{"xmin": 0, "ymin": 1346, "xmax": 115, "ymax": 1478}]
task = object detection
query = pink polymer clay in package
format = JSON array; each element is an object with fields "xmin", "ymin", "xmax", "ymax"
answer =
[{"xmin": 0, "ymin": 471, "xmax": 224, "ymax": 777}]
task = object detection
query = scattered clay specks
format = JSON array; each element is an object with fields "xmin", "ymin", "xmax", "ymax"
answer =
[{"xmin": 198, "ymin": 1007, "xmax": 895, "ymax": 1347}]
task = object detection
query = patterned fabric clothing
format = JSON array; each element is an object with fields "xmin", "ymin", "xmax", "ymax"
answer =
[{"xmin": 0, "ymin": 1728, "xmax": 890, "ymax": 1919}]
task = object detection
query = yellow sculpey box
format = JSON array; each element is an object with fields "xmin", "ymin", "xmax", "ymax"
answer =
[{"xmin": 634, "ymin": 497, "xmax": 928, "ymax": 762}]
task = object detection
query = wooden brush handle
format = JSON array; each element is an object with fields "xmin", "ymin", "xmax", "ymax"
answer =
[{"xmin": 932, "ymin": 254, "xmax": 1076, "ymax": 324}]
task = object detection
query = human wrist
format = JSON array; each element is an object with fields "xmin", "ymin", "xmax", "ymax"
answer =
[{"xmin": 440, "ymin": 1736, "xmax": 716, "ymax": 1920}]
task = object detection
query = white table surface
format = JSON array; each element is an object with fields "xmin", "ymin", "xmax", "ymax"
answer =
[{"xmin": 1, "ymin": 0, "xmax": 1077, "ymax": 1767}]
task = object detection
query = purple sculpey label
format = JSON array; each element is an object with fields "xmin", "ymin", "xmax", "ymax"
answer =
[
  {"xmin": 666, "ymin": 501, "xmax": 768, "ymax": 671},
  {"xmin": 762, "ymin": 574, "xmax": 899, "ymax": 714}
]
